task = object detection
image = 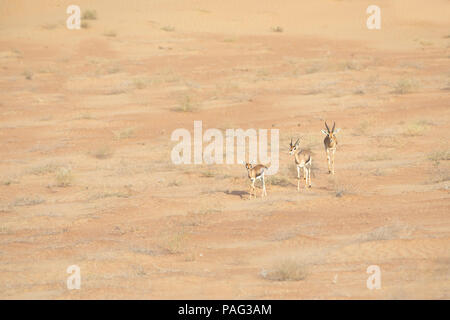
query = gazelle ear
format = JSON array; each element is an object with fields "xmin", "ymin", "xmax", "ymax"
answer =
[
  {"xmin": 334, "ymin": 128, "xmax": 341, "ymax": 134},
  {"xmin": 321, "ymin": 129, "xmax": 328, "ymax": 135}
]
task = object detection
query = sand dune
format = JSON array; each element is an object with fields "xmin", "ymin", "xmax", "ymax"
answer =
[{"xmin": 0, "ymin": 0, "xmax": 449, "ymax": 299}]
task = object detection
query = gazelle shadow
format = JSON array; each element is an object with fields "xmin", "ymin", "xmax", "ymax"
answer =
[{"xmin": 224, "ymin": 190, "xmax": 249, "ymax": 199}]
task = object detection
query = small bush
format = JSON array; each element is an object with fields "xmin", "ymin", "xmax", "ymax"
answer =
[
  {"xmin": 13, "ymin": 197, "xmax": 45, "ymax": 207},
  {"xmin": 91, "ymin": 146, "xmax": 113, "ymax": 159},
  {"xmin": 428, "ymin": 150, "xmax": 450, "ymax": 162},
  {"xmin": 55, "ymin": 167, "xmax": 73, "ymax": 187},
  {"xmin": 103, "ymin": 30, "xmax": 117, "ymax": 37},
  {"xmin": 268, "ymin": 176, "xmax": 293, "ymax": 187},
  {"xmin": 82, "ymin": 10, "xmax": 97, "ymax": 20},
  {"xmin": 394, "ymin": 79, "xmax": 419, "ymax": 94},
  {"xmin": 114, "ymin": 127, "xmax": 135, "ymax": 140},
  {"xmin": 402, "ymin": 120, "xmax": 430, "ymax": 136},
  {"xmin": 261, "ymin": 260, "xmax": 308, "ymax": 281},
  {"xmin": 271, "ymin": 26, "xmax": 283, "ymax": 33},
  {"xmin": 172, "ymin": 96, "xmax": 197, "ymax": 112},
  {"xmin": 22, "ymin": 70, "xmax": 33, "ymax": 80},
  {"xmin": 161, "ymin": 26, "xmax": 175, "ymax": 32}
]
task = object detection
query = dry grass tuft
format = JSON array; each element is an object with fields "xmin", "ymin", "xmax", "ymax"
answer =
[
  {"xmin": 29, "ymin": 162, "xmax": 61, "ymax": 175},
  {"xmin": 55, "ymin": 167, "xmax": 73, "ymax": 187},
  {"xmin": 114, "ymin": 127, "xmax": 135, "ymax": 140},
  {"xmin": 162, "ymin": 229, "xmax": 187, "ymax": 254},
  {"xmin": 103, "ymin": 30, "xmax": 117, "ymax": 37},
  {"xmin": 271, "ymin": 26, "xmax": 284, "ymax": 33},
  {"xmin": 261, "ymin": 259, "xmax": 308, "ymax": 281},
  {"xmin": 161, "ymin": 25, "xmax": 175, "ymax": 32},
  {"xmin": 90, "ymin": 146, "xmax": 114, "ymax": 159},
  {"xmin": 268, "ymin": 176, "xmax": 293, "ymax": 187},
  {"xmin": 357, "ymin": 224, "xmax": 413, "ymax": 243},
  {"xmin": 332, "ymin": 178, "xmax": 359, "ymax": 197},
  {"xmin": 22, "ymin": 70, "xmax": 33, "ymax": 80},
  {"xmin": 365, "ymin": 152, "xmax": 392, "ymax": 161},
  {"xmin": 401, "ymin": 120, "xmax": 431, "ymax": 136},
  {"xmin": 393, "ymin": 78, "xmax": 419, "ymax": 94},
  {"xmin": 13, "ymin": 197, "xmax": 45, "ymax": 207},
  {"xmin": 82, "ymin": 10, "xmax": 97, "ymax": 20},
  {"xmin": 428, "ymin": 150, "xmax": 450, "ymax": 163},
  {"xmin": 172, "ymin": 95, "xmax": 197, "ymax": 112}
]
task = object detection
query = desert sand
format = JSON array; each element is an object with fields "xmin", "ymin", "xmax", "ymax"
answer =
[{"xmin": 0, "ymin": 0, "xmax": 449, "ymax": 299}]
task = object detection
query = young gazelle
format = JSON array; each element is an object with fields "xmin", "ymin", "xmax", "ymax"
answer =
[
  {"xmin": 245, "ymin": 163, "xmax": 268, "ymax": 198},
  {"xmin": 321, "ymin": 121, "xmax": 340, "ymax": 175},
  {"xmin": 288, "ymin": 138, "xmax": 312, "ymax": 190}
]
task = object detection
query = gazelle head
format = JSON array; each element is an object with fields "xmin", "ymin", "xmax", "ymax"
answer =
[
  {"xmin": 289, "ymin": 138, "xmax": 300, "ymax": 155},
  {"xmin": 245, "ymin": 162, "xmax": 253, "ymax": 170},
  {"xmin": 321, "ymin": 121, "xmax": 340, "ymax": 143}
]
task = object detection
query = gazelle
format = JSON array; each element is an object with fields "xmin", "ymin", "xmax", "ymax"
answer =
[
  {"xmin": 245, "ymin": 163, "xmax": 268, "ymax": 198},
  {"xmin": 321, "ymin": 121, "xmax": 340, "ymax": 174},
  {"xmin": 288, "ymin": 138, "xmax": 312, "ymax": 191}
]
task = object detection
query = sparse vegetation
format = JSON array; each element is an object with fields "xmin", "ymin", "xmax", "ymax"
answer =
[
  {"xmin": 261, "ymin": 259, "xmax": 308, "ymax": 281},
  {"xmin": 305, "ymin": 64, "xmax": 321, "ymax": 74},
  {"xmin": 162, "ymin": 229, "xmax": 186, "ymax": 254},
  {"xmin": 268, "ymin": 176, "xmax": 293, "ymax": 187},
  {"xmin": 172, "ymin": 95, "xmax": 197, "ymax": 112},
  {"xmin": 357, "ymin": 224, "xmax": 413, "ymax": 242},
  {"xmin": 81, "ymin": 22, "xmax": 89, "ymax": 29},
  {"xmin": 365, "ymin": 152, "xmax": 392, "ymax": 161},
  {"xmin": 271, "ymin": 26, "xmax": 284, "ymax": 33},
  {"xmin": 430, "ymin": 167, "xmax": 450, "ymax": 183},
  {"xmin": 332, "ymin": 179, "xmax": 358, "ymax": 197},
  {"xmin": 22, "ymin": 70, "xmax": 33, "ymax": 80},
  {"xmin": 201, "ymin": 170, "xmax": 214, "ymax": 178},
  {"xmin": 161, "ymin": 25, "xmax": 175, "ymax": 32},
  {"xmin": 103, "ymin": 30, "xmax": 117, "ymax": 37},
  {"xmin": 29, "ymin": 162, "xmax": 60, "ymax": 175},
  {"xmin": 167, "ymin": 180, "xmax": 181, "ymax": 187},
  {"xmin": 344, "ymin": 60, "xmax": 361, "ymax": 71},
  {"xmin": 428, "ymin": 150, "xmax": 450, "ymax": 163},
  {"xmin": 41, "ymin": 23, "xmax": 58, "ymax": 30},
  {"xmin": 393, "ymin": 78, "xmax": 419, "ymax": 94},
  {"xmin": 89, "ymin": 191, "xmax": 130, "ymax": 200},
  {"xmin": 133, "ymin": 78, "xmax": 147, "ymax": 89},
  {"xmin": 353, "ymin": 120, "xmax": 371, "ymax": 136},
  {"xmin": 13, "ymin": 197, "xmax": 45, "ymax": 207},
  {"xmin": 55, "ymin": 167, "xmax": 73, "ymax": 187},
  {"xmin": 90, "ymin": 146, "xmax": 114, "ymax": 159},
  {"xmin": 402, "ymin": 120, "xmax": 431, "ymax": 136},
  {"xmin": 82, "ymin": 10, "xmax": 97, "ymax": 20},
  {"xmin": 114, "ymin": 127, "xmax": 135, "ymax": 140}
]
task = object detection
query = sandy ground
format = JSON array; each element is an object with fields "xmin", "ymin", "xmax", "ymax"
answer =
[{"xmin": 0, "ymin": 0, "xmax": 449, "ymax": 299}]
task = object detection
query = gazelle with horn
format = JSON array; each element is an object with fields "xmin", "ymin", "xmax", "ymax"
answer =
[
  {"xmin": 288, "ymin": 138, "xmax": 312, "ymax": 191},
  {"xmin": 321, "ymin": 121, "xmax": 340, "ymax": 174},
  {"xmin": 245, "ymin": 163, "xmax": 268, "ymax": 198}
]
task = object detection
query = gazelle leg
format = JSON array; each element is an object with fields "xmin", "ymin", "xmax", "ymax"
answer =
[
  {"xmin": 297, "ymin": 166, "xmax": 301, "ymax": 192},
  {"xmin": 303, "ymin": 166, "xmax": 309, "ymax": 189},
  {"xmin": 308, "ymin": 167, "xmax": 312, "ymax": 188},
  {"xmin": 331, "ymin": 149, "xmax": 335, "ymax": 175},
  {"xmin": 252, "ymin": 179, "xmax": 256, "ymax": 198},
  {"xmin": 308, "ymin": 160, "xmax": 312, "ymax": 188},
  {"xmin": 326, "ymin": 149, "xmax": 331, "ymax": 174},
  {"xmin": 262, "ymin": 175, "xmax": 267, "ymax": 197}
]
